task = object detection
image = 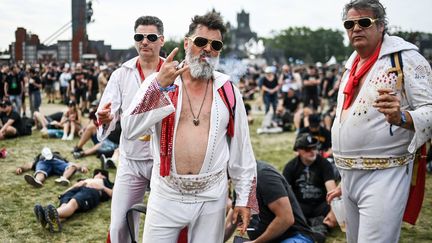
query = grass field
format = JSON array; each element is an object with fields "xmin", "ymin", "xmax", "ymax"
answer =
[{"xmin": 0, "ymin": 107, "xmax": 431, "ymax": 242}]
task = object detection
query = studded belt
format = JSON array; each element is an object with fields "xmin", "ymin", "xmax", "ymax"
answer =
[
  {"xmin": 163, "ymin": 168, "xmax": 225, "ymax": 194},
  {"xmin": 334, "ymin": 154, "xmax": 414, "ymax": 170}
]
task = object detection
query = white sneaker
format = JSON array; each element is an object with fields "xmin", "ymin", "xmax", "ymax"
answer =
[
  {"xmin": 54, "ymin": 176, "xmax": 70, "ymax": 186},
  {"xmin": 66, "ymin": 134, "xmax": 74, "ymax": 140},
  {"xmin": 61, "ymin": 134, "xmax": 67, "ymax": 140}
]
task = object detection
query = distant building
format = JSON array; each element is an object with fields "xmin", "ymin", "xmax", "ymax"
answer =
[
  {"xmin": 7, "ymin": 0, "xmax": 134, "ymax": 64},
  {"xmin": 228, "ymin": 9, "xmax": 258, "ymax": 58}
]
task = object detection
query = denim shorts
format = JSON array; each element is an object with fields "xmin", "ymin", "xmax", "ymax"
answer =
[
  {"xmin": 97, "ymin": 139, "xmax": 119, "ymax": 153},
  {"xmin": 59, "ymin": 187, "xmax": 101, "ymax": 212},
  {"xmin": 35, "ymin": 159, "xmax": 70, "ymax": 177}
]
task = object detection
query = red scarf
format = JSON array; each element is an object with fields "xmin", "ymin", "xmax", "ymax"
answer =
[
  {"xmin": 159, "ymin": 87, "xmax": 178, "ymax": 176},
  {"xmin": 136, "ymin": 58, "xmax": 164, "ymax": 81},
  {"xmin": 343, "ymin": 43, "xmax": 382, "ymax": 109}
]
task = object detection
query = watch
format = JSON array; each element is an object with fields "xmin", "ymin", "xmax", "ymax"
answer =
[{"xmin": 398, "ymin": 111, "xmax": 407, "ymax": 126}]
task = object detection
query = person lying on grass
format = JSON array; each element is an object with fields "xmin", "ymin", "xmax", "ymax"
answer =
[
  {"xmin": 15, "ymin": 147, "xmax": 88, "ymax": 188},
  {"xmin": 33, "ymin": 169, "xmax": 114, "ymax": 233}
]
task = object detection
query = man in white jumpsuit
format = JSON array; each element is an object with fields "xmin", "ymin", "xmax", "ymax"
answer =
[
  {"xmin": 122, "ymin": 12, "xmax": 258, "ymax": 242},
  {"xmin": 327, "ymin": 1, "xmax": 432, "ymax": 243},
  {"xmin": 96, "ymin": 16, "xmax": 165, "ymax": 243}
]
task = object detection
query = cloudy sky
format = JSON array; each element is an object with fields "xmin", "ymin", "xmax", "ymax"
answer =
[{"xmin": 1, "ymin": 0, "xmax": 431, "ymax": 51}]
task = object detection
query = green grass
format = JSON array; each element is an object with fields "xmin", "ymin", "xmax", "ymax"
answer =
[{"xmin": 0, "ymin": 114, "xmax": 431, "ymax": 242}]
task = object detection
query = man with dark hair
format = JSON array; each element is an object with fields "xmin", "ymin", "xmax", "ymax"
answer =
[
  {"xmin": 96, "ymin": 15, "xmax": 165, "ymax": 242},
  {"xmin": 122, "ymin": 11, "xmax": 257, "ymax": 242},
  {"xmin": 225, "ymin": 160, "xmax": 315, "ymax": 243},
  {"xmin": 0, "ymin": 100, "xmax": 24, "ymax": 140},
  {"xmin": 328, "ymin": 0, "xmax": 432, "ymax": 242},
  {"xmin": 33, "ymin": 169, "xmax": 113, "ymax": 233}
]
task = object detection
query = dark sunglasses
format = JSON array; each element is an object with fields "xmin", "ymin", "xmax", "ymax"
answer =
[
  {"xmin": 188, "ymin": 36, "xmax": 223, "ymax": 52},
  {"xmin": 343, "ymin": 17, "xmax": 378, "ymax": 30},
  {"xmin": 134, "ymin": 33, "xmax": 162, "ymax": 42}
]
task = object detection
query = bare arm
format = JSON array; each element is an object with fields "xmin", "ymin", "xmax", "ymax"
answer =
[
  {"xmin": 249, "ymin": 197, "xmax": 294, "ymax": 243},
  {"xmin": 16, "ymin": 162, "xmax": 34, "ymax": 174}
]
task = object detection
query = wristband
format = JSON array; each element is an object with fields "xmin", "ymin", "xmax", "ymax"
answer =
[
  {"xmin": 156, "ymin": 78, "xmax": 176, "ymax": 92},
  {"xmin": 398, "ymin": 111, "xmax": 407, "ymax": 127}
]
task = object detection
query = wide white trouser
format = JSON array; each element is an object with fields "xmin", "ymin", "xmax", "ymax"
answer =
[
  {"xmin": 339, "ymin": 161, "xmax": 413, "ymax": 243},
  {"xmin": 109, "ymin": 155, "xmax": 153, "ymax": 243},
  {"xmin": 143, "ymin": 189, "xmax": 227, "ymax": 243}
]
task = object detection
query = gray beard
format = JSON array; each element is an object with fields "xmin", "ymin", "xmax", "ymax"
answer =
[{"xmin": 185, "ymin": 47, "xmax": 219, "ymax": 80}]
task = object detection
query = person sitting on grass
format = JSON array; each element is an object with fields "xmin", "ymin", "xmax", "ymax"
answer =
[
  {"xmin": 33, "ymin": 110, "xmax": 64, "ymax": 134},
  {"xmin": 72, "ymin": 120, "xmax": 121, "ymax": 161},
  {"xmin": 33, "ymin": 169, "xmax": 114, "ymax": 233},
  {"xmin": 0, "ymin": 100, "xmax": 24, "ymax": 140},
  {"xmin": 61, "ymin": 100, "xmax": 82, "ymax": 140},
  {"xmin": 15, "ymin": 147, "xmax": 88, "ymax": 188}
]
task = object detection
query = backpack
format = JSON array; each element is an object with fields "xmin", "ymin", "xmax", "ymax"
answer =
[
  {"xmin": 217, "ymin": 81, "xmax": 236, "ymax": 137},
  {"xmin": 387, "ymin": 51, "xmax": 427, "ymax": 225}
]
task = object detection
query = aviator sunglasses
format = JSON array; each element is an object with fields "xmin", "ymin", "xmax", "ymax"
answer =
[
  {"xmin": 134, "ymin": 33, "xmax": 162, "ymax": 42},
  {"xmin": 343, "ymin": 17, "xmax": 378, "ymax": 30},
  {"xmin": 188, "ymin": 36, "xmax": 224, "ymax": 51}
]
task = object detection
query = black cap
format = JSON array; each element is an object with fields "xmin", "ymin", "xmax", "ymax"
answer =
[{"xmin": 294, "ymin": 133, "xmax": 319, "ymax": 151}]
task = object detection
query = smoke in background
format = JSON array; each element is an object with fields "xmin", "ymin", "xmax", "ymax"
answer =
[{"xmin": 217, "ymin": 58, "xmax": 248, "ymax": 84}]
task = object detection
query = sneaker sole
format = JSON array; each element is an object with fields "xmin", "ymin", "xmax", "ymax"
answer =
[
  {"xmin": 34, "ymin": 204, "xmax": 47, "ymax": 228},
  {"xmin": 45, "ymin": 205, "xmax": 61, "ymax": 233},
  {"xmin": 24, "ymin": 175, "xmax": 43, "ymax": 188}
]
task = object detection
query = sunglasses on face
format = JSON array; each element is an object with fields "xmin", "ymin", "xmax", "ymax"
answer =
[
  {"xmin": 188, "ymin": 36, "xmax": 223, "ymax": 52},
  {"xmin": 133, "ymin": 33, "xmax": 162, "ymax": 42},
  {"xmin": 343, "ymin": 17, "xmax": 378, "ymax": 30}
]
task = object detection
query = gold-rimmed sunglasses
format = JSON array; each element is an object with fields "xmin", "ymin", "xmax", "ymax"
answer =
[
  {"xmin": 188, "ymin": 36, "xmax": 224, "ymax": 52},
  {"xmin": 343, "ymin": 17, "xmax": 379, "ymax": 30}
]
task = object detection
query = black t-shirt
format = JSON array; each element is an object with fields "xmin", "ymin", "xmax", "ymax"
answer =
[
  {"xmin": 107, "ymin": 121, "xmax": 122, "ymax": 145},
  {"xmin": 72, "ymin": 72, "xmax": 87, "ymax": 89},
  {"xmin": 6, "ymin": 74, "xmax": 22, "ymax": 95},
  {"xmin": 29, "ymin": 76, "xmax": 42, "ymax": 93},
  {"xmin": 282, "ymin": 156, "xmax": 335, "ymax": 215},
  {"xmin": 249, "ymin": 161, "xmax": 314, "ymax": 243},
  {"xmin": 260, "ymin": 76, "xmax": 278, "ymax": 95},
  {"xmin": 0, "ymin": 110, "xmax": 24, "ymax": 134},
  {"xmin": 282, "ymin": 95, "xmax": 300, "ymax": 113},
  {"xmin": 302, "ymin": 73, "xmax": 320, "ymax": 92},
  {"xmin": 45, "ymin": 71, "xmax": 56, "ymax": 86},
  {"xmin": 0, "ymin": 72, "xmax": 5, "ymax": 98},
  {"xmin": 298, "ymin": 126, "xmax": 332, "ymax": 152}
]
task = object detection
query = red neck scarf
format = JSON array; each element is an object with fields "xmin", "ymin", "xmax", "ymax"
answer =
[
  {"xmin": 159, "ymin": 86, "xmax": 178, "ymax": 176},
  {"xmin": 136, "ymin": 58, "xmax": 164, "ymax": 81},
  {"xmin": 343, "ymin": 43, "xmax": 382, "ymax": 109}
]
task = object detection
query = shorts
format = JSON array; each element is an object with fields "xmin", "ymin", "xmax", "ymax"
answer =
[
  {"xmin": 59, "ymin": 187, "xmax": 101, "ymax": 212},
  {"xmin": 35, "ymin": 159, "xmax": 71, "ymax": 177},
  {"xmin": 45, "ymin": 85, "xmax": 55, "ymax": 94},
  {"xmin": 98, "ymin": 139, "xmax": 119, "ymax": 154},
  {"xmin": 91, "ymin": 134, "xmax": 118, "ymax": 153}
]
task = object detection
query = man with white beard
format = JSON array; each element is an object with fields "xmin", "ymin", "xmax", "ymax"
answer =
[{"xmin": 121, "ymin": 11, "xmax": 258, "ymax": 242}]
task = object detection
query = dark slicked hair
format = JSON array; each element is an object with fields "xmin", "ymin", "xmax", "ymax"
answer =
[
  {"xmin": 134, "ymin": 16, "xmax": 164, "ymax": 35},
  {"xmin": 187, "ymin": 11, "xmax": 227, "ymax": 39},
  {"xmin": 342, "ymin": 0, "xmax": 388, "ymax": 34}
]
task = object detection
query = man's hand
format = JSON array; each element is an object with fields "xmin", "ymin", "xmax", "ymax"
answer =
[
  {"xmin": 97, "ymin": 102, "xmax": 113, "ymax": 125},
  {"xmin": 373, "ymin": 88, "xmax": 401, "ymax": 125},
  {"xmin": 80, "ymin": 166, "xmax": 89, "ymax": 173},
  {"xmin": 326, "ymin": 184, "xmax": 342, "ymax": 204},
  {"xmin": 156, "ymin": 47, "xmax": 188, "ymax": 88},
  {"xmin": 232, "ymin": 206, "xmax": 251, "ymax": 235},
  {"xmin": 15, "ymin": 167, "xmax": 23, "ymax": 175}
]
